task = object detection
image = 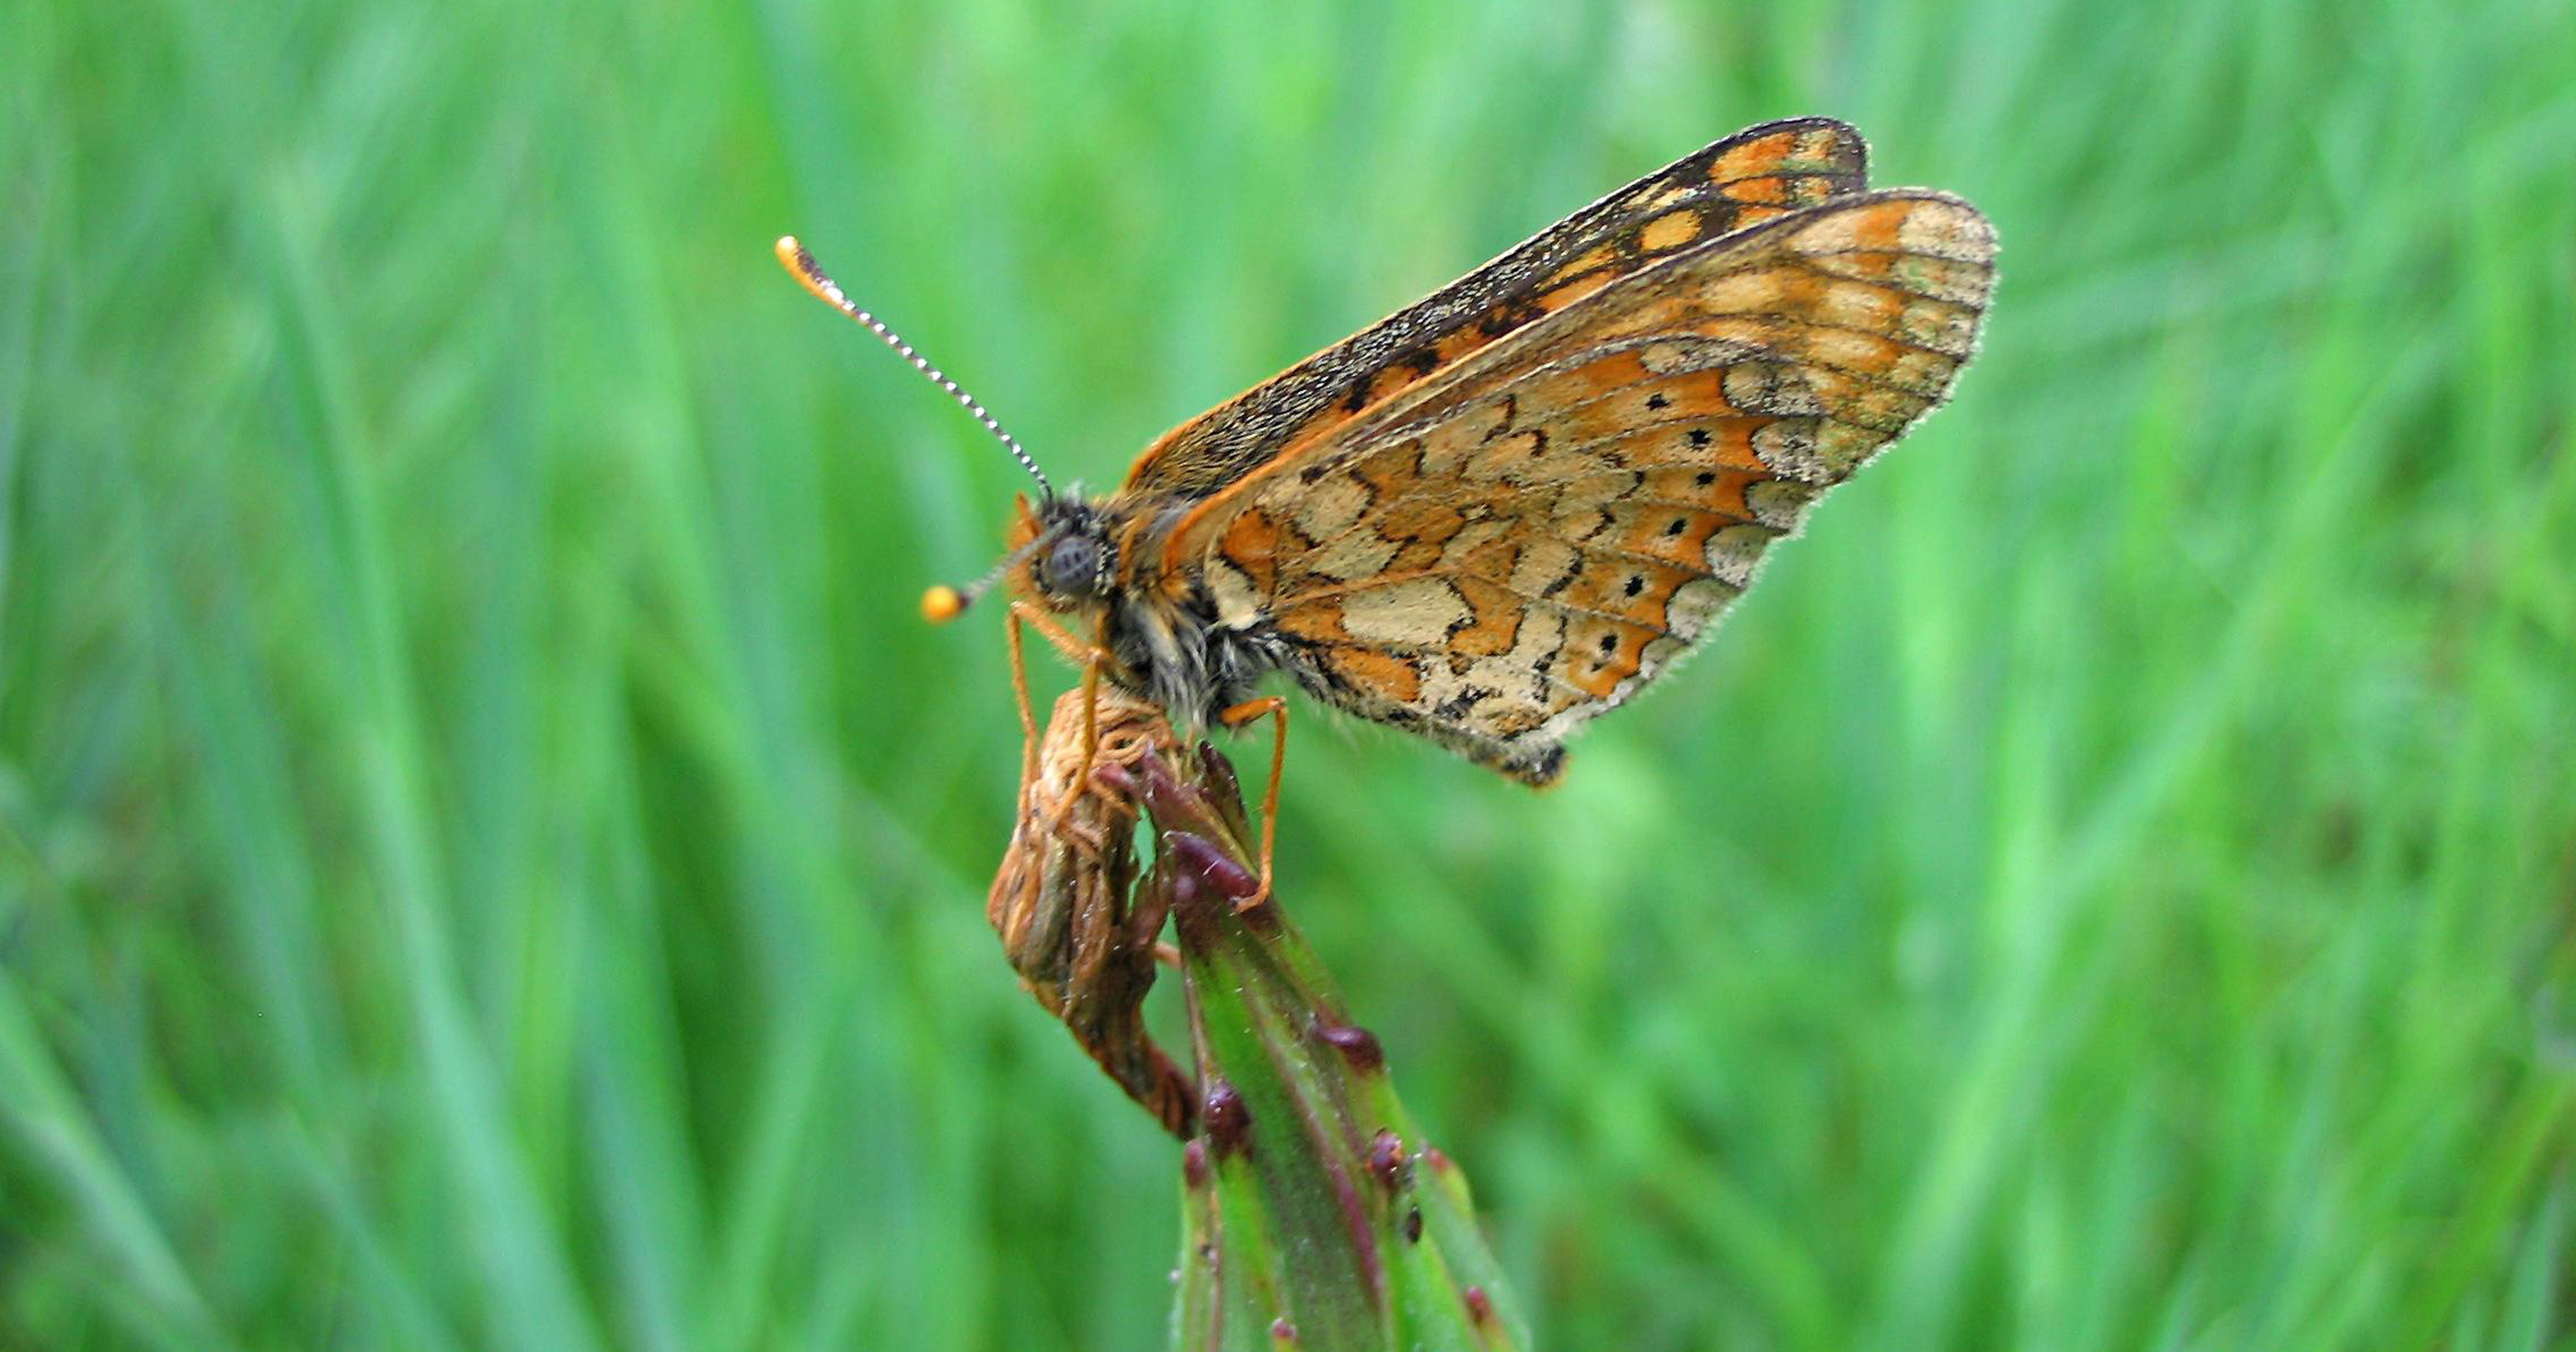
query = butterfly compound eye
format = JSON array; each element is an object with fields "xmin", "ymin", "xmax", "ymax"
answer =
[{"xmin": 1041, "ymin": 533, "xmax": 1107, "ymax": 600}]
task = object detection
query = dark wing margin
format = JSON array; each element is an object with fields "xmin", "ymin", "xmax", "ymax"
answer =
[{"xmin": 1121, "ymin": 119, "xmax": 1872, "ymax": 500}]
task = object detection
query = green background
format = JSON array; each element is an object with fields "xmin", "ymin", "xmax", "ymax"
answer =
[{"xmin": 6, "ymin": 0, "xmax": 2573, "ymax": 1346}]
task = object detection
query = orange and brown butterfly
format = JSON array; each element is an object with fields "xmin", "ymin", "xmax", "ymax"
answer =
[{"xmin": 779, "ymin": 116, "xmax": 1995, "ymax": 794}]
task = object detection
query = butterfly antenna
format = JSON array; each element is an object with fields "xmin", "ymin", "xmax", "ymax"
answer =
[
  {"xmin": 919, "ymin": 529, "xmax": 1057, "ymax": 624},
  {"xmin": 774, "ymin": 235, "xmax": 1054, "ymax": 498}
]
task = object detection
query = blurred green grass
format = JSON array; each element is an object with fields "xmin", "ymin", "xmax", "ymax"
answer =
[{"xmin": 5, "ymin": 0, "xmax": 2574, "ymax": 1346}]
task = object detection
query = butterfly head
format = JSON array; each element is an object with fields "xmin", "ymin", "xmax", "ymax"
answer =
[
  {"xmin": 916, "ymin": 492, "xmax": 1119, "ymax": 624},
  {"xmin": 1013, "ymin": 495, "xmax": 1120, "ymax": 610}
]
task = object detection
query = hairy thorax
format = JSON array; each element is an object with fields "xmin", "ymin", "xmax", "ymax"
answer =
[{"xmin": 1011, "ymin": 492, "xmax": 1289, "ymax": 735}]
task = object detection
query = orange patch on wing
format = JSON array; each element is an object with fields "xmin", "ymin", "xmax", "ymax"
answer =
[
  {"xmin": 1849, "ymin": 200, "xmax": 1913, "ymax": 251},
  {"xmin": 1571, "ymin": 418, "xmax": 1777, "ymax": 475},
  {"xmin": 1586, "ymin": 501, "xmax": 1731, "ymax": 571},
  {"xmin": 1819, "ymin": 330, "xmax": 1913, "ymax": 378},
  {"xmin": 1562, "ymin": 615, "xmax": 1650, "ymax": 696},
  {"xmin": 1325, "ymin": 646, "xmax": 1421, "ymax": 703},
  {"xmin": 1219, "ymin": 508, "xmax": 1282, "ymax": 593},
  {"xmin": 1553, "ymin": 371, "xmax": 1741, "ymax": 442},
  {"xmin": 1694, "ymin": 418, "xmax": 1775, "ymax": 472},
  {"xmin": 1708, "ymin": 131, "xmax": 1795, "ymax": 184},
  {"xmin": 1719, "ymin": 176, "xmax": 1787, "ymax": 205},
  {"xmin": 1639, "ymin": 209, "xmax": 1703, "ymax": 252},
  {"xmin": 1552, "ymin": 556, "xmax": 1700, "ymax": 630},
  {"xmin": 1442, "ymin": 576, "xmax": 1525, "ymax": 657},
  {"xmin": 1637, "ymin": 464, "xmax": 1766, "ymax": 520},
  {"xmin": 1278, "ymin": 604, "xmax": 1351, "ymax": 645},
  {"xmin": 1811, "ymin": 249, "xmax": 1900, "ymax": 284},
  {"xmin": 1549, "ymin": 244, "xmax": 1619, "ymax": 283},
  {"xmin": 1507, "ymin": 349, "xmax": 1660, "ymax": 421}
]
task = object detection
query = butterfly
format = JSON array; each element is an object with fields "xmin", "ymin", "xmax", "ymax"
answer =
[{"xmin": 782, "ymin": 117, "xmax": 1994, "ymax": 796}]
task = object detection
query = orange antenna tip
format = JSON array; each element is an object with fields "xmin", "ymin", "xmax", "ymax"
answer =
[
  {"xmin": 774, "ymin": 235, "xmax": 837, "ymax": 310},
  {"xmin": 770, "ymin": 234, "xmax": 1055, "ymax": 497},
  {"xmin": 921, "ymin": 585, "xmax": 967, "ymax": 623}
]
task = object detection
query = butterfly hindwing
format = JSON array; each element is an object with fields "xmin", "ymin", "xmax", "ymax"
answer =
[
  {"xmin": 1189, "ymin": 190, "xmax": 1997, "ymax": 784},
  {"xmin": 1121, "ymin": 118, "xmax": 1872, "ymax": 500}
]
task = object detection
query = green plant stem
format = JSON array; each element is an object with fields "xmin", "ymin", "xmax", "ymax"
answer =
[{"xmin": 1122, "ymin": 746, "xmax": 1525, "ymax": 1352}]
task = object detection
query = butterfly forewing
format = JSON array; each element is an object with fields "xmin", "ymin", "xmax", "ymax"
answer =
[
  {"xmin": 1181, "ymin": 189, "xmax": 1997, "ymax": 784},
  {"xmin": 1122, "ymin": 118, "xmax": 1872, "ymax": 499}
]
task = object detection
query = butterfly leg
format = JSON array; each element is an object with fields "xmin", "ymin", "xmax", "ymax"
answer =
[
  {"xmin": 1215, "ymin": 697, "xmax": 1289, "ymax": 911},
  {"xmin": 1006, "ymin": 601, "xmax": 1121, "ymax": 848},
  {"xmin": 1006, "ymin": 599, "xmax": 1099, "ymax": 668},
  {"xmin": 1072, "ymin": 653, "xmax": 1103, "ymax": 801},
  {"xmin": 1005, "ymin": 608, "xmax": 1041, "ymax": 789}
]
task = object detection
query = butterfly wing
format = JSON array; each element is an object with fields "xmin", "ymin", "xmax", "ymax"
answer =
[
  {"xmin": 1178, "ymin": 189, "xmax": 1997, "ymax": 785},
  {"xmin": 1120, "ymin": 118, "xmax": 1871, "ymax": 501}
]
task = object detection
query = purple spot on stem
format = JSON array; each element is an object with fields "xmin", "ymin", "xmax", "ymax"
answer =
[
  {"xmin": 1203, "ymin": 1081, "xmax": 1251, "ymax": 1160},
  {"xmin": 1313, "ymin": 1020, "xmax": 1385, "ymax": 1072},
  {"xmin": 1367, "ymin": 1129, "xmax": 1405, "ymax": 1191}
]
